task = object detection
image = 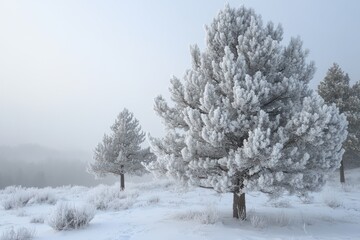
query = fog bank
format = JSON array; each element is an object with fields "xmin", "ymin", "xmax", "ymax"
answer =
[{"xmin": 0, "ymin": 144, "xmax": 116, "ymax": 189}]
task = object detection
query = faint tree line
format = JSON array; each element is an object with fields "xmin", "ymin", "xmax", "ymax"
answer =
[{"xmin": 0, "ymin": 158, "xmax": 115, "ymax": 189}]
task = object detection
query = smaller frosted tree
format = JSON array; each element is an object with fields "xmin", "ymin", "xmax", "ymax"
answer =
[
  {"xmin": 318, "ymin": 63, "xmax": 350, "ymax": 114},
  {"xmin": 349, "ymin": 80, "xmax": 360, "ymax": 160},
  {"xmin": 89, "ymin": 109, "xmax": 152, "ymax": 191},
  {"xmin": 318, "ymin": 64, "xmax": 360, "ymax": 182}
]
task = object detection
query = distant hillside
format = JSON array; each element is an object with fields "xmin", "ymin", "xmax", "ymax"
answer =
[{"xmin": 0, "ymin": 144, "xmax": 115, "ymax": 189}]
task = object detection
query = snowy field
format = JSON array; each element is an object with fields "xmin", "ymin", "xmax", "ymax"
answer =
[{"xmin": 1, "ymin": 169, "xmax": 359, "ymax": 240}]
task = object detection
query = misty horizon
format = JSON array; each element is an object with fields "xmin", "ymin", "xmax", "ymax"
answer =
[{"xmin": 0, "ymin": 144, "xmax": 116, "ymax": 189}]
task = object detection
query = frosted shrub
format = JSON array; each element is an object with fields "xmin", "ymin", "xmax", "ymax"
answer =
[
  {"xmin": 175, "ymin": 205, "xmax": 219, "ymax": 224},
  {"xmin": 30, "ymin": 216, "xmax": 45, "ymax": 224},
  {"xmin": 2, "ymin": 187, "xmax": 57, "ymax": 210},
  {"xmin": 249, "ymin": 215, "xmax": 267, "ymax": 229},
  {"xmin": 323, "ymin": 192, "xmax": 342, "ymax": 209},
  {"xmin": 341, "ymin": 182, "xmax": 357, "ymax": 192},
  {"xmin": 299, "ymin": 194, "xmax": 314, "ymax": 204},
  {"xmin": 87, "ymin": 185, "xmax": 137, "ymax": 210},
  {"xmin": 68, "ymin": 186, "xmax": 89, "ymax": 195},
  {"xmin": 3, "ymin": 191, "xmax": 34, "ymax": 210},
  {"xmin": 248, "ymin": 210, "xmax": 290, "ymax": 228},
  {"xmin": 136, "ymin": 179, "xmax": 174, "ymax": 192},
  {"xmin": 1, "ymin": 186, "xmax": 24, "ymax": 195},
  {"xmin": 48, "ymin": 202, "xmax": 95, "ymax": 230},
  {"xmin": 269, "ymin": 200, "xmax": 292, "ymax": 208},
  {"xmin": 87, "ymin": 185, "xmax": 123, "ymax": 210},
  {"xmin": 146, "ymin": 196, "xmax": 160, "ymax": 205},
  {"xmin": 273, "ymin": 212, "xmax": 291, "ymax": 227},
  {"xmin": 29, "ymin": 188, "xmax": 57, "ymax": 205},
  {"xmin": 0, "ymin": 227, "xmax": 35, "ymax": 240}
]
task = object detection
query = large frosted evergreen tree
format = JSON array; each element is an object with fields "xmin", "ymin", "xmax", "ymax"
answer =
[
  {"xmin": 318, "ymin": 64, "xmax": 360, "ymax": 182},
  {"xmin": 89, "ymin": 109, "xmax": 153, "ymax": 191},
  {"xmin": 146, "ymin": 6, "xmax": 347, "ymax": 220}
]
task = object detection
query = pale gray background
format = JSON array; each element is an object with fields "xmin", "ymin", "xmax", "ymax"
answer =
[{"xmin": 1, "ymin": 0, "xmax": 359, "ymax": 152}]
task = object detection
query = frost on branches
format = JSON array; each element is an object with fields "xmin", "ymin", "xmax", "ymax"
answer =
[
  {"xmin": 145, "ymin": 6, "xmax": 348, "ymax": 220},
  {"xmin": 89, "ymin": 109, "xmax": 154, "ymax": 191},
  {"xmin": 318, "ymin": 64, "xmax": 360, "ymax": 181}
]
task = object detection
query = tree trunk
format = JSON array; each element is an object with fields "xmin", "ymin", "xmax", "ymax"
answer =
[
  {"xmin": 233, "ymin": 177, "xmax": 246, "ymax": 220},
  {"xmin": 340, "ymin": 160, "xmax": 345, "ymax": 183},
  {"xmin": 120, "ymin": 173, "xmax": 125, "ymax": 191},
  {"xmin": 233, "ymin": 192, "xmax": 246, "ymax": 220}
]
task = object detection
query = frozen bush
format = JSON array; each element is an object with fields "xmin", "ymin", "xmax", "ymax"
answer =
[
  {"xmin": 0, "ymin": 227, "xmax": 35, "ymax": 240},
  {"xmin": 68, "ymin": 186, "xmax": 89, "ymax": 196},
  {"xmin": 29, "ymin": 188, "xmax": 57, "ymax": 205},
  {"xmin": 248, "ymin": 210, "xmax": 291, "ymax": 228},
  {"xmin": 48, "ymin": 202, "xmax": 95, "ymax": 231},
  {"xmin": 87, "ymin": 185, "xmax": 137, "ymax": 210},
  {"xmin": 249, "ymin": 215, "xmax": 267, "ymax": 229},
  {"xmin": 269, "ymin": 200, "xmax": 292, "ymax": 208},
  {"xmin": 299, "ymin": 194, "xmax": 314, "ymax": 204},
  {"xmin": 2, "ymin": 191, "xmax": 34, "ymax": 210},
  {"xmin": 136, "ymin": 179, "xmax": 175, "ymax": 191},
  {"xmin": 325, "ymin": 198, "xmax": 341, "ymax": 209},
  {"xmin": 323, "ymin": 192, "xmax": 342, "ymax": 209},
  {"xmin": 1, "ymin": 186, "xmax": 24, "ymax": 195},
  {"xmin": 30, "ymin": 216, "xmax": 45, "ymax": 224},
  {"xmin": 273, "ymin": 212, "xmax": 291, "ymax": 226},
  {"xmin": 146, "ymin": 196, "xmax": 160, "ymax": 205},
  {"xmin": 341, "ymin": 183, "xmax": 357, "ymax": 192},
  {"xmin": 175, "ymin": 205, "xmax": 219, "ymax": 224},
  {"xmin": 2, "ymin": 187, "xmax": 57, "ymax": 210}
]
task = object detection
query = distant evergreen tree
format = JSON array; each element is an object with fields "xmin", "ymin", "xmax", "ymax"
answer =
[
  {"xmin": 146, "ymin": 6, "xmax": 347, "ymax": 220},
  {"xmin": 318, "ymin": 64, "xmax": 360, "ymax": 182},
  {"xmin": 89, "ymin": 109, "xmax": 154, "ymax": 191},
  {"xmin": 349, "ymin": 80, "xmax": 360, "ymax": 162}
]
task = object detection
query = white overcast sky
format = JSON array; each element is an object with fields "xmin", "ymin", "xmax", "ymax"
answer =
[{"xmin": 1, "ymin": 0, "xmax": 359, "ymax": 152}]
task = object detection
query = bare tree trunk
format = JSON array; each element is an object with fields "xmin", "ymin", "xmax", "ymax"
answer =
[
  {"xmin": 119, "ymin": 165, "xmax": 125, "ymax": 191},
  {"xmin": 233, "ymin": 178, "xmax": 246, "ymax": 220},
  {"xmin": 233, "ymin": 192, "xmax": 246, "ymax": 220},
  {"xmin": 340, "ymin": 160, "xmax": 345, "ymax": 183},
  {"xmin": 120, "ymin": 173, "xmax": 125, "ymax": 191}
]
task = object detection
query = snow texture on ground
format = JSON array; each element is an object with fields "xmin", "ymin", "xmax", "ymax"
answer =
[{"xmin": 1, "ymin": 169, "xmax": 359, "ymax": 240}]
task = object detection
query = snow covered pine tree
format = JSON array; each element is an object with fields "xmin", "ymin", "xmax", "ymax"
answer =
[
  {"xmin": 145, "ymin": 6, "xmax": 347, "ymax": 220},
  {"xmin": 318, "ymin": 63, "xmax": 360, "ymax": 182},
  {"xmin": 89, "ymin": 109, "xmax": 153, "ymax": 191}
]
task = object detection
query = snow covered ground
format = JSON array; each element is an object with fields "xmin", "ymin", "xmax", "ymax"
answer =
[{"xmin": 1, "ymin": 169, "xmax": 359, "ymax": 240}]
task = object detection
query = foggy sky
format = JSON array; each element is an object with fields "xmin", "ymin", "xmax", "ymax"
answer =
[{"xmin": 1, "ymin": 0, "xmax": 359, "ymax": 152}]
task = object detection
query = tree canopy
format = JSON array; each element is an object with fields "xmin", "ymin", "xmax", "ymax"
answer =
[
  {"xmin": 146, "ymin": 6, "xmax": 347, "ymax": 219},
  {"xmin": 89, "ymin": 109, "xmax": 153, "ymax": 190}
]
